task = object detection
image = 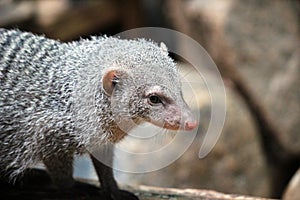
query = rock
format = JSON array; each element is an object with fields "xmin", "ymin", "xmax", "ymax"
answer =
[
  {"xmin": 283, "ymin": 168, "xmax": 300, "ymax": 200},
  {"xmin": 181, "ymin": 0, "xmax": 300, "ymax": 153},
  {"xmin": 132, "ymin": 0, "xmax": 300, "ymax": 198},
  {"xmin": 224, "ymin": 0, "xmax": 300, "ymax": 152},
  {"xmin": 116, "ymin": 64, "xmax": 269, "ymax": 197}
]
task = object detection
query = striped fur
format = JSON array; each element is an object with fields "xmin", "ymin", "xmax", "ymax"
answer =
[{"xmin": 0, "ymin": 29, "xmax": 182, "ymax": 196}]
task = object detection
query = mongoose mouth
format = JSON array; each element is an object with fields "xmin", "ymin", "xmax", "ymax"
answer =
[
  {"xmin": 163, "ymin": 123, "xmax": 181, "ymax": 130},
  {"xmin": 163, "ymin": 120, "xmax": 198, "ymax": 131}
]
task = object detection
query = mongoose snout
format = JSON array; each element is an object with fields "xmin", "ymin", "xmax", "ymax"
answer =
[{"xmin": 0, "ymin": 29, "xmax": 198, "ymax": 200}]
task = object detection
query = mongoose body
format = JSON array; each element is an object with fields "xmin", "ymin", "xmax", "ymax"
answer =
[{"xmin": 0, "ymin": 29, "xmax": 197, "ymax": 199}]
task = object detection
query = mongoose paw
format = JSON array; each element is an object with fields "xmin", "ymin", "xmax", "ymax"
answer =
[{"xmin": 104, "ymin": 189, "xmax": 139, "ymax": 200}]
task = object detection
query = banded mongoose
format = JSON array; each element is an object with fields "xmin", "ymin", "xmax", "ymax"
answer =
[{"xmin": 0, "ymin": 29, "xmax": 198, "ymax": 200}]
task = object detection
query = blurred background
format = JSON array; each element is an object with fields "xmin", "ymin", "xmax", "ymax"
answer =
[{"xmin": 1, "ymin": 0, "xmax": 300, "ymax": 199}]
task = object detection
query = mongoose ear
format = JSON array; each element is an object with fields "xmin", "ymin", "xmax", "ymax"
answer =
[
  {"xmin": 101, "ymin": 70, "xmax": 120, "ymax": 96},
  {"xmin": 160, "ymin": 42, "xmax": 168, "ymax": 56}
]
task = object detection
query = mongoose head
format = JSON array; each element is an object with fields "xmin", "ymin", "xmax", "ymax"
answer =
[{"xmin": 99, "ymin": 38, "xmax": 198, "ymax": 132}]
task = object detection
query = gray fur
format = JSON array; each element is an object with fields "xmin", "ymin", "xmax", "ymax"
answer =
[{"xmin": 0, "ymin": 28, "xmax": 187, "ymax": 187}]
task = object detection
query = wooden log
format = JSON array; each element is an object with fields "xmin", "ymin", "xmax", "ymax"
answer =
[{"xmin": 0, "ymin": 168, "xmax": 277, "ymax": 200}]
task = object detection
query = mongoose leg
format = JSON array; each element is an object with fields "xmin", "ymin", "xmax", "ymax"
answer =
[
  {"xmin": 0, "ymin": 29, "xmax": 196, "ymax": 199},
  {"xmin": 90, "ymin": 144, "xmax": 139, "ymax": 200},
  {"xmin": 43, "ymin": 153, "xmax": 74, "ymax": 189}
]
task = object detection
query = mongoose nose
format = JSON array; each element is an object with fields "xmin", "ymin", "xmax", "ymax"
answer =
[{"xmin": 184, "ymin": 120, "xmax": 198, "ymax": 131}]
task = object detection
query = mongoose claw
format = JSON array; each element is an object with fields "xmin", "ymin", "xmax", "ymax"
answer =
[{"xmin": 106, "ymin": 189, "xmax": 139, "ymax": 200}]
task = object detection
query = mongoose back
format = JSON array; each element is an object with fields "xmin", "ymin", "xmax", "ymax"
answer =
[{"xmin": 0, "ymin": 29, "xmax": 197, "ymax": 200}]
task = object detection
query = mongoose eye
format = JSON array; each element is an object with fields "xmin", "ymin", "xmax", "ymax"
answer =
[{"xmin": 148, "ymin": 95, "xmax": 162, "ymax": 105}]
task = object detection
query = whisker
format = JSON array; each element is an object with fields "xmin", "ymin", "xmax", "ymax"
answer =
[
  {"xmin": 180, "ymin": 68, "xmax": 194, "ymax": 80},
  {"xmin": 153, "ymin": 129, "xmax": 175, "ymax": 147},
  {"xmin": 188, "ymin": 93, "xmax": 196, "ymax": 104}
]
